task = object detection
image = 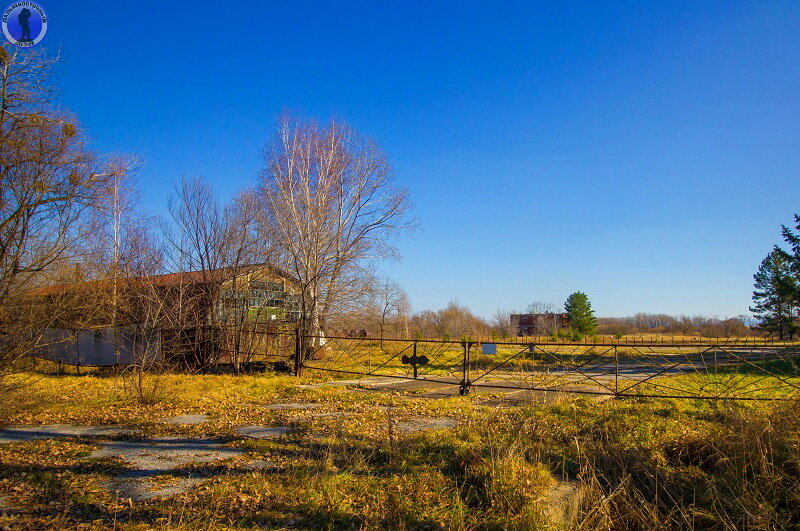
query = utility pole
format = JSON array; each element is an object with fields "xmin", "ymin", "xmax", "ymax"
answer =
[{"xmin": 110, "ymin": 173, "xmax": 121, "ymax": 365}]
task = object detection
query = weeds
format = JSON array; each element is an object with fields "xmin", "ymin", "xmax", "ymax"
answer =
[
  {"xmin": 2, "ymin": 372, "xmax": 800, "ymax": 528},
  {"xmin": 118, "ymin": 362, "xmax": 173, "ymax": 405}
]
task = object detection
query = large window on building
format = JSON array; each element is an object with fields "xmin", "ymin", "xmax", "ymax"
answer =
[
  {"xmin": 247, "ymin": 280, "xmax": 287, "ymax": 308},
  {"xmin": 217, "ymin": 280, "xmax": 300, "ymax": 321}
]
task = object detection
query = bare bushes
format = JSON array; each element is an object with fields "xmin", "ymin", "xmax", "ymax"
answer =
[
  {"xmin": 117, "ymin": 326, "xmax": 173, "ymax": 405},
  {"xmin": 119, "ymin": 361, "xmax": 171, "ymax": 405}
]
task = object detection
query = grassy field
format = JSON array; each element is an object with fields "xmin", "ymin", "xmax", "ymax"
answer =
[{"xmin": 1, "ymin": 369, "xmax": 800, "ymax": 529}]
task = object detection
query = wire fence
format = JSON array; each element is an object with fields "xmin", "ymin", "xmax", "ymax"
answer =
[
  {"xmin": 293, "ymin": 334, "xmax": 800, "ymax": 401},
  {"xmin": 29, "ymin": 325, "xmax": 800, "ymax": 401}
]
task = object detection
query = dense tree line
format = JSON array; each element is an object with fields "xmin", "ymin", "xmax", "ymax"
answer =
[
  {"xmin": 395, "ymin": 298, "xmax": 752, "ymax": 342},
  {"xmin": 597, "ymin": 314, "xmax": 753, "ymax": 338},
  {"xmin": 408, "ymin": 301, "xmax": 490, "ymax": 339}
]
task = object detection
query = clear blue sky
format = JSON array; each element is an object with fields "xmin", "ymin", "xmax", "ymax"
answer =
[{"xmin": 41, "ymin": 1, "xmax": 800, "ymax": 318}]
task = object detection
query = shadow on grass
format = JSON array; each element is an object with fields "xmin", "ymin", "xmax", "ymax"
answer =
[{"xmin": 715, "ymin": 354, "xmax": 800, "ymax": 376}]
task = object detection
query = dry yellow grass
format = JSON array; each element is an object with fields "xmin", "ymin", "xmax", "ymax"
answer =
[{"xmin": 1, "ymin": 369, "xmax": 799, "ymax": 529}]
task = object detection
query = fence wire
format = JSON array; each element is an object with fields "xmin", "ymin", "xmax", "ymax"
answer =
[{"xmin": 295, "ymin": 335, "xmax": 800, "ymax": 400}]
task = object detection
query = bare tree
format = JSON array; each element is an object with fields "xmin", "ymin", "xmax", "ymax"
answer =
[
  {"xmin": 218, "ymin": 189, "xmax": 275, "ymax": 372},
  {"xmin": 367, "ymin": 277, "xmax": 409, "ymax": 341},
  {"xmin": 163, "ymin": 177, "xmax": 229, "ymax": 274},
  {"xmin": 80, "ymin": 171, "xmax": 160, "ymax": 280},
  {"xmin": 0, "ymin": 44, "xmax": 126, "ymax": 385},
  {"xmin": 161, "ymin": 177, "xmax": 229, "ymax": 369},
  {"xmin": 437, "ymin": 300, "xmax": 490, "ymax": 339},
  {"xmin": 162, "ymin": 177, "xmax": 271, "ymax": 372},
  {"xmin": 118, "ymin": 275, "xmax": 171, "ymax": 404},
  {"xmin": 259, "ymin": 114, "xmax": 414, "ymax": 354},
  {"xmin": 524, "ymin": 301, "xmax": 563, "ymax": 336},
  {"xmin": 491, "ymin": 308, "xmax": 512, "ymax": 339},
  {"xmin": 525, "ymin": 301, "xmax": 555, "ymax": 314}
]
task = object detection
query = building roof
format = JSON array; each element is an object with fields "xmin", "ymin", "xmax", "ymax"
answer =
[{"xmin": 28, "ymin": 264, "xmax": 299, "ymax": 297}]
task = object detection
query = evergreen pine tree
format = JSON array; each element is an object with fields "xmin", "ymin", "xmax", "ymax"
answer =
[
  {"xmin": 781, "ymin": 213, "xmax": 800, "ymax": 255},
  {"xmin": 564, "ymin": 291, "xmax": 598, "ymax": 337},
  {"xmin": 781, "ymin": 213, "xmax": 800, "ymax": 307},
  {"xmin": 750, "ymin": 247, "xmax": 797, "ymax": 340}
]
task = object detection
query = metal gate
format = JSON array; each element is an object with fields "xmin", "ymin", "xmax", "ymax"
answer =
[{"xmin": 297, "ymin": 334, "xmax": 800, "ymax": 401}]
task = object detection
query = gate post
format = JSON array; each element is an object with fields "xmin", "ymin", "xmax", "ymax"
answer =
[
  {"xmin": 713, "ymin": 346, "xmax": 718, "ymax": 377},
  {"xmin": 293, "ymin": 327, "xmax": 302, "ymax": 377},
  {"xmin": 460, "ymin": 341, "xmax": 471, "ymax": 395},
  {"xmin": 413, "ymin": 342, "xmax": 418, "ymax": 379}
]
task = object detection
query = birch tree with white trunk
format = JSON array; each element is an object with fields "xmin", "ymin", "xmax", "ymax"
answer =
[{"xmin": 259, "ymin": 114, "xmax": 414, "ymax": 354}]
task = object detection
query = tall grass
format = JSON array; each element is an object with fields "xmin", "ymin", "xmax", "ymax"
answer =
[
  {"xmin": 3, "ymin": 369, "xmax": 800, "ymax": 528},
  {"xmin": 539, "ymin": 399, "xmax": 800, "ymax": 529}
]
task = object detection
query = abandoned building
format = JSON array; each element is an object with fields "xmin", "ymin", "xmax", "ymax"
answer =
[
  {"xmin": 510, "ymin": 313, "xmax": 570, "ymax": 336},
  {"xmin": 28, "ymin": 264, "xmax": 302, "ymax": 368}
]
